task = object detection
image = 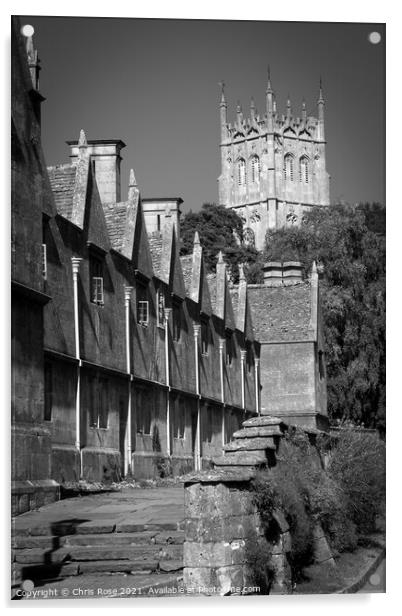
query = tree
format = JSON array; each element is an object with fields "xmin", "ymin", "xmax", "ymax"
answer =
[
  {"xmin": 264, "ymin": 204, "xmax": 385, "ymax": 429},
  {"xmin": 180, "ymin": 203, "xmax": 263, "ymax": 283}
]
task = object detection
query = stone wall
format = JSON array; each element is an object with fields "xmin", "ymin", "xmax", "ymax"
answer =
[
  {"xmin": 183, "ymin": 471, "xmax": 292, "ymax": 595},
  {"xmin": 182, "ymin": 413, "xmax": 333, "ymax": 595}
]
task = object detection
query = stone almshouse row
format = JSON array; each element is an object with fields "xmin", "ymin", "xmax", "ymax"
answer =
[{"xmin": 11, "ymin": 18, "xmax": 328, "ymax": 514}]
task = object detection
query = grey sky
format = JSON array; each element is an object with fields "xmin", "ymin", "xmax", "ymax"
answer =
[{"xmin": 19, "ymin": 16, "xmax": 385, "ymax": 213}]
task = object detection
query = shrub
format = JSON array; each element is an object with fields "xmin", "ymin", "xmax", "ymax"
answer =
[
  {"xmin": 244, "ymin": 535, "xmax": 275, "ymax": 593},
  {"xmin": 327, "ymin": 428, "xmax": 386, "ymax": 534}
]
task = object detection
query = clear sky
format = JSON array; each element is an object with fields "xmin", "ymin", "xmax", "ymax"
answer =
[{"xmin": 19, "ymin": 16, "xmax": 385, "ymax": 214}]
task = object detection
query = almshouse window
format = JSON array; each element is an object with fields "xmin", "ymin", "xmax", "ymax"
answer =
[
  {"xmin": 89, "ymin": 253, "xmax": 104, "ymax": 305},
  {"xmin": 157, "ymin": 289, "xmax": 165, "ymax": 328},
  {"xmin": 284, "ymin": 154, "xmax": 294, "ymax": 181},
  {"xmin": 137, "ymin": 283, "xmax": 149, "ymax": 327}
]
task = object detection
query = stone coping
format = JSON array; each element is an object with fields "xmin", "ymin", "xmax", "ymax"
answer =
[{"xmin": 183, "ymin": 469, "xmax": 256, "ymax": 485}]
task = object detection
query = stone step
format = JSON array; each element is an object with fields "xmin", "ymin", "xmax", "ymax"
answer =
[
  {"xmin": 242, "ymin": 415, "xmax": 283, "ymax": 428},
  {"xmin": 232, "ymin": 425, "xmax": 282, "ymax": 439},
  {"xmin": 213, "ymin": 451, "xmax": 268, "ymax": 467},
  {"xmin": 13, "ymin": 529, "xmax": 184, "ymax": 551},
  {"xmin": 11, "ymin": 561, "xmax": 80, "ymax": 584},
  {"xmin": 11, "ymin": 556, "xmax": 181, "ymax": 583},
  {"xmin": 223, "ymin": 436, "xmax": 276, "ymax": 452},
  {"xmin": 11, "ymin": 520, "xmax": 182, "ymax": 537},
  {"xmin": 11, "ymin": 572, "xmax": 184, "ymax": 600},
  {"xmin": 12, "ymin": 543, "xmax": 183, "ymax": 565},
  {"xmin": 76, "ymin": 559, "xmax": 161, "ymax": 575}
]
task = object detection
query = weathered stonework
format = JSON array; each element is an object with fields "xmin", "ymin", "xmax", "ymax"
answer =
[{"xmin": 182, "ymin": 414, "xmax": 334, "ymax": 595}]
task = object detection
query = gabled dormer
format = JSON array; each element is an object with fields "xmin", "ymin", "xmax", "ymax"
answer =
[{"xmin": 189, "ymin": 232, "xmax": 212, "ymax": 317}]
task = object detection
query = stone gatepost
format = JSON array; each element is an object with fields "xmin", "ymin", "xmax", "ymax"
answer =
[{"xmin": 183, "ymin": 467, "xmax": 292, "ymax": 596}]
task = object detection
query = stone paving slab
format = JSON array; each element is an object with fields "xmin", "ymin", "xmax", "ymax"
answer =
[
  {"xmin": 12, "ymin": 573, "xmax": 184, "ymax": 600},
  {"xmin": 12, "ymin": 487, "xmax": 185, "ymax": 537}
]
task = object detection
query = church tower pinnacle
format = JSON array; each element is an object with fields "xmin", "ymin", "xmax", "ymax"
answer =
[
  {"xmin": 219, "ymin": 81, "xmax": 227, "ymax": 143},
  {"xmin": 317, "ymin": 77, "xmax": 325, "ymax": 140},
  {"xmin": 266, "ymin": 65, "xmax": 274, "ymax": 132}
]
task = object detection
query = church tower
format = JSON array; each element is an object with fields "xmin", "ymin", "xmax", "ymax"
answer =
[{"xmin": 218, "ymin": 72, "xmax": 330, "ymax": 250}]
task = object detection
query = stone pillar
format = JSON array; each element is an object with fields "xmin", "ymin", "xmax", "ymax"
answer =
[{"xmin": 183, "ymin": 467, "xmax": 292, "ymax": 595}]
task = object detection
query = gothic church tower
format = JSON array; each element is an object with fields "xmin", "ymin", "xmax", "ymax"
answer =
[{"xmin": 218, "ymin": 71, "xmax": 330, "ymax": 250}]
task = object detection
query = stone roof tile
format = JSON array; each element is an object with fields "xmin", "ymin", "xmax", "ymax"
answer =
[
  {"xmin": 179, "ymin": 254, "xmax": 193, "ymax": 294},
  {"xmin": 148, "ymin": 233, "xmax": 164, "ymax": 277},
  {"xmin": 103, "ymin": 201, "xmax": 129, "ymax": 251},
  {"xmin": 47, "ymin": 164, "xmax": 77, "ymax": 220},
  {"xmin": 247, "ymin": 281, "xmax": 312, "ymax": 342},
  {"xmin": 207, "ymin": 273, "xmax": 217, "ymax": 312}
]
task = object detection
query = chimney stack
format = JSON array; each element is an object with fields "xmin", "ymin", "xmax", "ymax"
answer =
[
  {"xmin": 263, "ymin": 261, "xmax": 304, "ymax": 286},
  {"xmin": 67, "ymin": 139, "xmax": 126, "ymax": 205}
]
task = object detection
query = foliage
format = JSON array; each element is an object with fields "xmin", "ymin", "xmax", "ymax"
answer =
[
  {"xmin": 251, "ymin": 427, "xmax": 383, "ymax": 581},
  {"xmin": 180, "ymin": 203, "xmax": 264, "ymax": 283},
  {"xmin": 327, "ymin": 428, "xmax": 386, "ymax": 534},
  {"xmin": 264, "ymin": 203, "xmax": 385, "ymax": 429},
  {"xmin": 244, "ymin": 536, "xmax": 275, "ymax": 593}
]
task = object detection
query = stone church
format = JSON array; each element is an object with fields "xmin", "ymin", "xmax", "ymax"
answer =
[
  {"xmin": 218, "ymin": 72, "xmax": 330, "ymax": 250},
  {"xmin": 11, "ymin": 17, "xmax": 328, "ymax": 516}
]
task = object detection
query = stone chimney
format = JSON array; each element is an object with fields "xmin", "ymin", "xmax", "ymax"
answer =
[
  {"xmin": 263, "ymin": 261, "xmax": 304, "ymax": 286},
  {"xmin": 67, "ymin": 139, "xmax": 126, "ymax": 205},
  {"xmin": 282, "ymin": 261, "xmax": 304, "ymax": 284}
]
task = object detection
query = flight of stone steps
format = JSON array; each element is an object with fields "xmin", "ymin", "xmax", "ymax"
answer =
[
  {"xmin": 12, "ymin": 521, "xmax": 184, "ymax": 588},
  {"xmin": 11, "ymin": 415, "xmax": 289, "ymax": 591},
  {"xmin": 212, "ymin": 415, "xmax": 285, "ymax": 470}
]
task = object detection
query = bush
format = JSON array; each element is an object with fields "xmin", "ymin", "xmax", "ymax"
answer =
[
  {"xmin": 327, "ymin": 428, "xmax": 386, "ymax": 534},
  {"xmin": 244, "ymin": 535, "xmax": 275, "ymax": 593},
  {"xmin": 250, "ymin": 427, "xmax": 385, "ymax": 582}
]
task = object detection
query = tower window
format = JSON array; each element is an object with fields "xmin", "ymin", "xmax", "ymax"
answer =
[
  {"xmin": 299, "ymin": 157, "xmax": 309, "ymax": 184},
  {"xmin": 89, "ymin": 254, "xmax": 104, "ymax": 305},
  {"xmin": 250, "ymin": 155, "xmax": 260, "ymax": 183},
  {"xmin": 237, "ymin": 158, "xmax": 246, "ymax": 187},
  {"xmin": 284, "ymin": 154, "xmax": 294, "ymax": 181}
]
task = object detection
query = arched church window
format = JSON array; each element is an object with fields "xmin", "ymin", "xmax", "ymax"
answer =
[
  {"xmin": 237, "ymin": 158, "xmax": 246, "ymax": 186},
  {"xmin": 284, "ymin": 154, "xmax": 294, "ymax": 181},
  {"xmin": 250, "ymin": 155, "xmax": 260, "ymax": 183},
  {"xmin": 299, "ymin": 156, "xmax": 309, "ymax": 184}
]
